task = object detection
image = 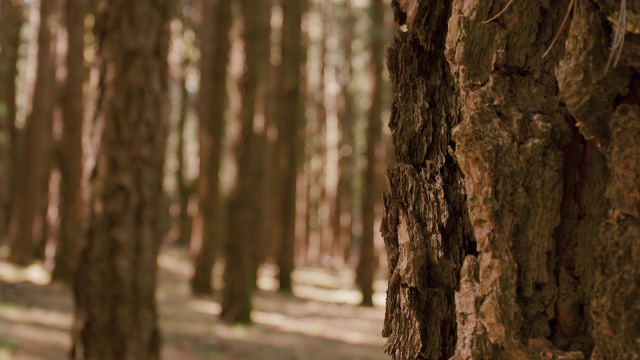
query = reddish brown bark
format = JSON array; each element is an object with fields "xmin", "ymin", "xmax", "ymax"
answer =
[
  {"xmin": 71, "ymin": 1, "xmax": 169, "ymax": 358},
  {"xmin": 383, "ymin": 1, "xmax": 640, "ymax": 359}
]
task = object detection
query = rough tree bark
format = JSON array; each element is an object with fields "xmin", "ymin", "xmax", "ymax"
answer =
[
  {"xmin": 190, "ymin": 0, "xmax": 232, "ymax": 295},
  {"xmin": 10, "ymin": 0, "xmax": 55, "ymax": 265},
  {"xmin": 71, "ymin": 1, "xmax": 169, "ymax": 358},
  {"xmin": 53, "ymin": 0, "xmax": 86, "ymax": 283},
  {"xmin": 275, "ymin": 0, "xmax": 305, "ymax": 293},
  {"xmin": 383, "ymin": 0, "xmax": 640, "ymax": 359}
]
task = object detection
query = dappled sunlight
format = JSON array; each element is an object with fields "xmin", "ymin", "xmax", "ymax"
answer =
[{"xmin": 0, "ymin": 245, "xmax": 387, "ymax": 359}]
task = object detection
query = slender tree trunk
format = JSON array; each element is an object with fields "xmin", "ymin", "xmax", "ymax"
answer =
[
  {"xmin": 176, "ymin": 70, "xmax": 194, "ymax": 246},
  {"xmin": 275, "ymin": 0, "xmax": 304, "ymax": 293},
  {"xmin": 357, "ymin": 0, "xmax": 384, "ymax": 307},
  {"xmin": 383, "ymin": 1, "xmax": 640, "ymax": 359},
  {"xmin": 53, "ymin": 0, "xmax": 86, "ymax": 283},
  {"xmin": 10, "ymin": 0, "xmax": 55, "ymax": 265},
  {"xmin": 190, "ymin": 0, "xmax": 232, "ymax": 295},
  {"xmin": 220, "ymin": 0, "xmax": 270, "ymax": 323},
  {"xmin": 175, "ymin": 3, "xmax": 195, "ymax": 247},
  {"xmin": 71, "ymin": 1, "xmax": 169, "ymax": 358},
  {"xmin": 334, "ymin": 0, "xmax": 354, "ymax": 264},
  {"xmin": 0, "ymin": 1, "xmax": 23, "ymax": 243}
]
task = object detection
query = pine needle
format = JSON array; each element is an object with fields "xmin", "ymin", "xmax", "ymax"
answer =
[
  {"xmin": 604, "ymin": 0, "xmax": 627, "ymax": 73},
  {"xmin": 482, "ymin": 0, "xmax": 514, "ymax": 24},
  {"xmin": 542, "ymin": 0, "xmax": 576, "ymax": 59}
]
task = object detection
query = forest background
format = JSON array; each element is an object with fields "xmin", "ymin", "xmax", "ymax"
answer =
[{"xmin": 0, "ymin": 0, "xmax": 394, "ymax": 358}]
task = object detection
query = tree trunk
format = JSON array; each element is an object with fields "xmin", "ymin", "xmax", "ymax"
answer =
[
  {"xmin": 10, "ymin": 0, "xmax": 55, "ymax": 265},
  {"xmin": 383, "ymin": 1, "xmax": 640, "ymax": 359},
  {"xmin": 190, "ymin": 0, "xmax": 232, "ymax": 295},
  {"xmin": 357, "ymin": 0, "xmax": 384, "ymax": 308},
  {"xmin": 219, "ymin": 0, "xmax": 270, "ymax": 323},
  {"xmin": 71, "ymin": 1, "xmax": 169, "ymax": 358},
  {"xmin": 53, "ymin": 0, "xmax": 86, "ymax": 283},
  {"xmin": 335, "ymin": 0, "xmax": 354, "ymax": 264},
  {"xmin": 275, "ymin": 0, "xmax": 305, "ymax": 293},
  {"xmin": 176, "ymin": 2, "xmax": 195, "ymax": 247},
  {"xmin": 0, "ymin": 0, "xmax": 23, "ymax": 243}
]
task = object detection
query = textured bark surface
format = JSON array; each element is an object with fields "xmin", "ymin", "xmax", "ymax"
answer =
[
  {"xmin": 382, "ymin": 1, "xmax": 471, "ymax": 358},
  {"xmin": 190, "ymin": 0, "xmax": 232, "ymax": 296},
  {"xmin": 11, "ymin": 0, "xmax": 55, "ymax": 265},
  {"xmin": 383, "ymin": 0, "xmax": 640, "ymax": 359},
  {"xmin": 71, "ymin": 1, "xmax": 169, "ymax": 358},
  {"xmin": 54, "ymin": 0, "xmax": 86, "ymax": 283}
]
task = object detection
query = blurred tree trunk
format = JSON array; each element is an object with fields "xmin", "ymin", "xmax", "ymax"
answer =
[
  {"xmin": 383, "ymin": 1, "xmax": 640, "ymax": 359},
  {"xmin": 333, "ymin": 0, "xmax": 354, "ymax": 264},
  {"xmin": 220, "ymin": 0, "xmax": 270, "ymax": 323},
  {"xmin": 0, "ymin": 1, "xmax": 23, "ymax": 243},
  {"xmin": 10, "ymin": 0, "xmax": 55, "ymax": 265},
  {"xmin": 53, "ymin": 0, "xmax": 86, "ymax": 283},
  {"xmin": 176, "ymin": 1, "xmax": 195, "ymax": 247},
  {"xmin": 190, "ymin": 0, "xmax": 232, "ymax": 295},
  {"xmin": 356, "ymin": 0, "xmax": 384, "ymax": 307},
  {"xmin": 275, "ymin": 0, "xmax": 304, "ymax": 293},
  {"xmin": 71, "ymin": 1, "xmax": 169, "ymax": 358},
  {"xmin": 250, "ymin": 0, "xmax": 272, "ymax": 288},
  {"xmin": 176, "ymin": 70, "xmax": 194, "ymax": 246}
]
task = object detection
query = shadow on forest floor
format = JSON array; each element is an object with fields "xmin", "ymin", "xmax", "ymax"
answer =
[{"xmin": 0, "ymin": 245, "xmax": 388, "ymax": 360}]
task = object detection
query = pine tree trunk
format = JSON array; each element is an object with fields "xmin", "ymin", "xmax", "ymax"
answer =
[
  {"xmin": 219, "ymin": 0, "xmax": 270, "ymax": 323},
  {"xmin": 190, "ymin": 0, "xmax": 232, "ymax": 295},
  {"xmin": 71, "ymin": 1, "xmax": 169, "ymax": 358},
  {"xmin": 11, "ymin": 0, "xmax": 55, "ymax": 265},
  {"xmin": 383, "ymin": 1, "xmax": 640, "ymax": 359},
  {"xmin": 357, "ymin": 0, "xmax": 384, "ymax": 308},
  {"xmin": 54, "ymin": 0, "xmax": 86, "ymax": 283},
  {"xmin": 275, "ymin": 0, "xmax": 305, "ymax": 293},
  {"xmin": 0, "ymin": 1, "xmax": 22, "ymax": 243}
]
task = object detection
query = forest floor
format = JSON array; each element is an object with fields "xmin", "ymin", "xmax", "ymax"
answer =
[{"xmin": 0, "ymin": 245, "xmax": 389, "ymax": 359}]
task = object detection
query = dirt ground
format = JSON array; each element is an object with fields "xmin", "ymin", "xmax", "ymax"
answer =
[{"xmin": 0, "ymin": 246, "xmax": 389, "ymax": 360}]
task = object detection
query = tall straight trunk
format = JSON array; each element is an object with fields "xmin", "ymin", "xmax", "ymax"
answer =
[
  {"xmin": 334, "ymin": 0, "xmax": 354, "ymax": 263},
  {"xmin": 71, "ymin": 1, "xmax": 169, "ymax": 358},
  {"xmin": 190, "ymin": 0, "xmax": 232, "ymax": 295},
  {"xmin": 0, "ymin": 1, "xmax": 23, "ymax": 242},
  {"xmin": 53, "ymin": 0, "xmax": 86, "ymax": 283},
  {"xmin": 176, "ymin": 71, "xmax": 193, "ymax": 246},
  {"xmin": 251, "ymin": 0, "xmax": 272, "ymax": 288},
  {"xmin": 176, "ymin": 2, "xmax": 195, "ymax": 247},
  {"xmin": 275, "ymin": 0, "xmax": 304, "ymax": 293},
  {"xmin": 356, "ymin": 0, "xmax": 384, "ymax": 307},
  {"xmin": 220, "ymin": 0, "xmax": 270, "ymax": 323},
  {"xmin": 10, "ymin": 0, "xmax": 55, "ymax": 265},
  {"xmin": 383, "ymin": 1, "xmax": 640, "ymax": 359}
]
